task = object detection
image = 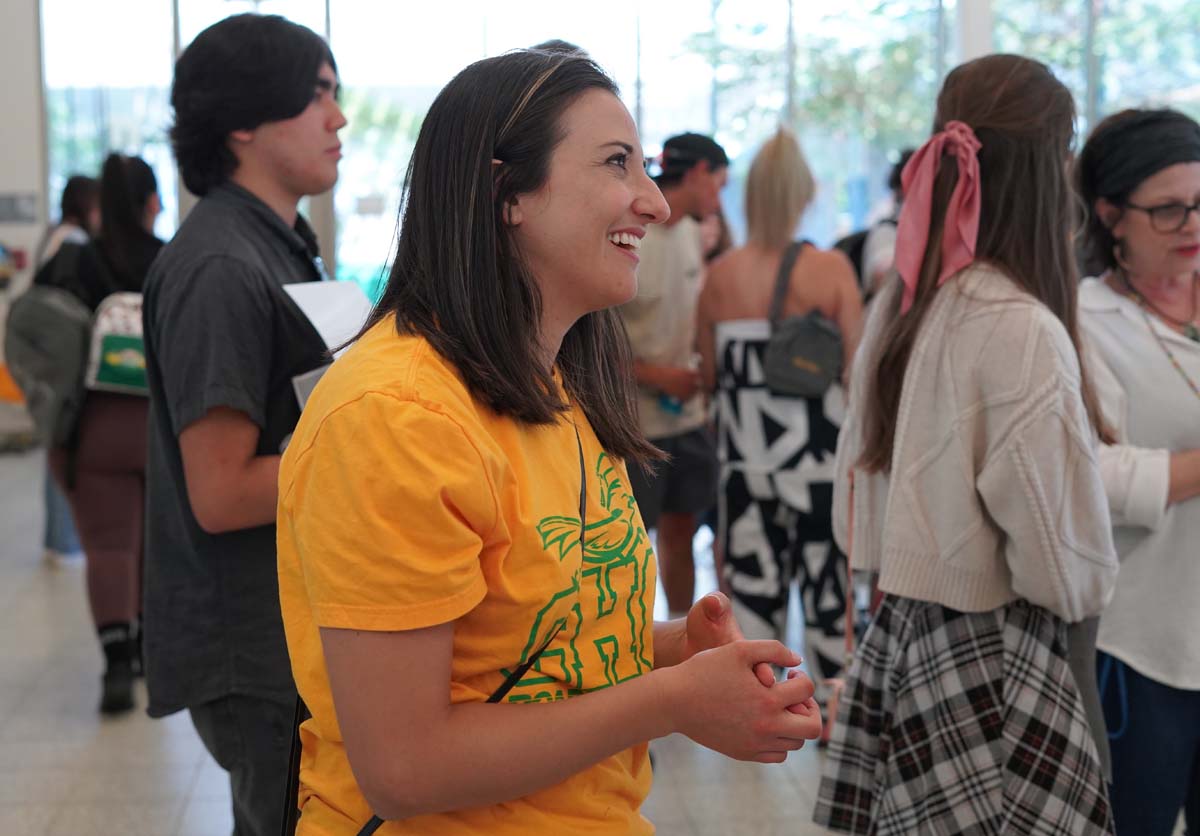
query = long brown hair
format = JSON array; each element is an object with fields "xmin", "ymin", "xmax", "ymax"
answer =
[
  {"xmin": 858, "ymin": 54, "xmax": 1109, "ymax": 472},
  {"xmin": 361, "ymin": 50, "xmax": 659, "ymax": 464}
]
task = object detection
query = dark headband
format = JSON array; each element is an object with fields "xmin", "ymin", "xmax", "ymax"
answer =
[{"xmin": 1085, "ymin": 110, "xmax": 1200, "ymax": 201}]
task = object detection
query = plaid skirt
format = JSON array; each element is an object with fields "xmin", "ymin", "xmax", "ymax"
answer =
[{"xmin": 813, "ymin": 595, "xmax": 1112, "ymax": 835}]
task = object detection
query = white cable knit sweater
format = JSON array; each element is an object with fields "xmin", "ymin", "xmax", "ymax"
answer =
[{"xmin": 833, "ymin": 265, "xmax": 1119, "ymax": 622}]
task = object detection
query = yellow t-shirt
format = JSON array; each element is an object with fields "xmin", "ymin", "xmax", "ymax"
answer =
[{"xmin": 277, "ymin": 317, "xmax": 657, "ymax": 835}]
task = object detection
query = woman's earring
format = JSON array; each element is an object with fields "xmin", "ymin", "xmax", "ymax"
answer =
[{"xmin": 1112, "ymin": 239, "xmax": 1130, "ymax": 272}]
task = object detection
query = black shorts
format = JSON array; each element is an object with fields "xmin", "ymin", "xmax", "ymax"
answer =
[{"xmin": 628, "ymin": 427, "xmax": 717, "ymax": 529}]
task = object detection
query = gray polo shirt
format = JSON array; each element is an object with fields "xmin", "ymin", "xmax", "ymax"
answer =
[{"xmin": 142, "ymin": 183, "xmax": 330, "ymax": 717}]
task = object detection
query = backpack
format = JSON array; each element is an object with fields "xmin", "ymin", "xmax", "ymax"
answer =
[
  {"xmin": 2, "ymin": 243, "xmax": 145, "ymax": 448},
  {"xmin": 3, "ymin": 293, "xmax": 91, "ymax": 446},
  {"xmin": 762, "ymin": 241, "xmax": 843, "ymax": 399},
  {"xmin": 4, "ymin": 250, "xmax": 93, "ymax": 447},
  {"xmin": 85, "ymin": 292, "xmax": 147, "ymax": 395}
]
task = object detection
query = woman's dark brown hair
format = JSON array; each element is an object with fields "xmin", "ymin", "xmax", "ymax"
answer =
[
  {"xmin": 859, "ymin": 54, "xmax": 1109, "ymax": 472},
  {"xmin": 361, "ymin": 50, "xmax": 659, "ymax": 463}
]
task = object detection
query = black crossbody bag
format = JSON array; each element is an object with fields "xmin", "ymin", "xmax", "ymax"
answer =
[
  {"xmin": 762, "ymin": 240, "xmax": 844, "ymax": 399},
  {"xmin": 281, "ymin": 428, "xmax": 587, "ymax": 836}
]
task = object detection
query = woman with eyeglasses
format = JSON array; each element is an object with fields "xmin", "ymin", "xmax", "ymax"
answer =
[{"xmin": 1075, "ymin": 108, "xmax": 1200, "ymax": 836}]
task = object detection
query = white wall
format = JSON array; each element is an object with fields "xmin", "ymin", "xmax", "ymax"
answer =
[
  {"xmin": 0, "ymin": 0, "xmax": 44, "ymax": 436},
  {"xmin": 0, "ymin": 0, "xmax": 47, "ymax": 297}
]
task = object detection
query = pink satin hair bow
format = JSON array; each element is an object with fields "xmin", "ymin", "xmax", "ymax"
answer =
[{"xmin": 894, "ymin": 120, "xmax": 982, "ymax": 314}]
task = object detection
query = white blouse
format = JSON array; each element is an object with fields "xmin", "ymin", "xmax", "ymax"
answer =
[{"xmin": 1081, "ymin": 277, "xmax": 1200, "ymax": 690}]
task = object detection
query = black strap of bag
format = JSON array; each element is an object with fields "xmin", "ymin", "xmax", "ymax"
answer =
[
  {"xmin": 281, "ymin": 697, "xmax": 308, "ymax": 836},
  {"xmin": 762, "ymin": 239, "xmax": 843, "ymax": 398},
  {"xmin": 281, "ymin": 427, "xmax": 588, "ymax": 836},
  {"xmin": 767, "ymin": 240, "xmax": 808, "ymax": 331}
]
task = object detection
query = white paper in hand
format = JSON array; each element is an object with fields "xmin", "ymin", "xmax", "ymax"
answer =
[
  {"xmin": 283, "ymin": 281, "xmax": 372, "ymax": 358},
  {"xmin": 284, "ymin": 281, "xmax": 373, "ymax": 413}
]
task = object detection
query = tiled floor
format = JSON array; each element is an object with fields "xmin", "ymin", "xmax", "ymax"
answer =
[
  {"xmin": 0, "ymin": 449, "xmax": 237, "ymax": 835},
  {"xmin": 0, "ymin": 446, "xmax": 831, "ymax": 835}
]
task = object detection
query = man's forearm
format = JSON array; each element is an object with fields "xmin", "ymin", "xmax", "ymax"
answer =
[
  {"xmin": 190, "ymin": 454, "xmax": 281, "ymax": 533},
  {"xmin": 633, "ymin": 359, "xmax": 660, "ymax": 388}
]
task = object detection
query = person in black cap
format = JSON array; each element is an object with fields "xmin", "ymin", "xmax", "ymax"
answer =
[
  {"xmin": 619, "ymin": 132, "xmax": 728, "ymax": 619},
  {"xmin": 140, "ymin": 13, "xmax": 345, "ymax": 836},
  {"xmin": 1076, "ymin": 107, "xmax": 1200, "ymax": 836}
]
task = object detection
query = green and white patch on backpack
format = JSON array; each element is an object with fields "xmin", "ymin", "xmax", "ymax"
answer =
[
  {"xmin": 85, "ymin": 292, "xmax": 148, "ymax": 396},
  {"xmin": 90, "ymin": 334, "xmax": 147, "ymax": 393}
]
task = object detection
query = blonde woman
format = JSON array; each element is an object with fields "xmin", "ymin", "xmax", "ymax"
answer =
[{"xmin": 697, "ymin": 129, "xmax": 863, "ymax": 684}]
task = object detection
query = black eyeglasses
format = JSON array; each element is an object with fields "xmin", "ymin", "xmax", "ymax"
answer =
[{"xmin": 1124, "ymin": 199, "xmax": 1200, "ymax": 233}]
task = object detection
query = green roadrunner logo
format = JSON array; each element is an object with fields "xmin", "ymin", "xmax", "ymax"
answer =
[{"xmin": 502, "ymin": 452, "xmax": 655, "ymax": 702}]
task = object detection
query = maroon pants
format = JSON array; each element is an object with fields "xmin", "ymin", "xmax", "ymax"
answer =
[{"xmin": 50, "ymin": 392, "xmax": 147, "ymax": 628}]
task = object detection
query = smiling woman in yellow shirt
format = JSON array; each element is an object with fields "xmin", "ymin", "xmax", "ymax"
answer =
[{"xmin": 276, "ymin": 49, "xmax": 822, "ymax": 835}]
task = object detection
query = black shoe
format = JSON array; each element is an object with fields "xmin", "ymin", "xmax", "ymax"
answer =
[
  {"xmin": 98, "ymin": 622, "xmax": 137, "ymax": 714},
  {"xmin": 100, "ymin": 661, "xmax": 135, "ymax": 715}
]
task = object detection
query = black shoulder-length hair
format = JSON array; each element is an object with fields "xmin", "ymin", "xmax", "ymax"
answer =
[
  {"xmin": 361, "ymin": 50, "xmax": 659, "ymax": 464},
  {"xmin": 170, "ymin": 13, "xmax": 336, "ymax": 196}
]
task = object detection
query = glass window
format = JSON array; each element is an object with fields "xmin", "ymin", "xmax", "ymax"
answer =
[
  {"xmin": 329, "ymin": 1, "xmax": 641, "ymax": 298},
  {"xmin": 39, "ymin": 0, "xmax": 1200, "ymax": 277},
  {"xmin": 993, "ymin": 0, "xmax": 1087, "ymax": 125},
  {"xmin": 329, "ymin": 0, "xmax": 953, "ymax": 290},
  {"xmin": 682, "ymin": 0, "xmax": 953, "ymax": 245},
  {"xmin": 176, "ymin": 0, "xmax": 327, "ymax": 49},
  {"xmin": 991, "ymin": 0, "xmax": 1200, "ymax": 136},
  {"xmin": 795, "ymin": 0, "xmax": 953, "ymax": 243},
  {"xmin": 1097, "ymin": 0, "xmax": 1200, "ymax": 122},
  {"xmin": 41, "ymin": 0, "xmax": 176, "ymax": 238},
  {"xmin": 638, "ymin": 0, "xmax": 739, "ymax": 152}
]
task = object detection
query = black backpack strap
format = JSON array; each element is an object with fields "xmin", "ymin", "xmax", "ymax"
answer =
[
  {"xmin": 86, "ymin": 243, "xmax": 123, "ymax": 304},
  {"xmin": 768, "ymin": 241, "xmax": 807, "ymax": 330},
  {"xmin": 280, "ymin": 696, "xmax": 309, "ymax": 836},
  {"xmin": 33, "ymin": 242, "xmax": 81, "ymax": 291},
  {"xmin": 297, "ymin": 430, "xmax": 588, "ymax": 836},
  {"xmin": 357, "ymin": 814, "xmax": 385, "ymax": 835}
]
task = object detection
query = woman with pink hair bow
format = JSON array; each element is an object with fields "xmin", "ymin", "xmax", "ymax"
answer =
[{"xmin": 813, "ymin": 54, "xmax": 1119, "ymax": 835}]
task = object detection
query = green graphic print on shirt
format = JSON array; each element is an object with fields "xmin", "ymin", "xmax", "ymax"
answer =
[{"xmin": 503, "ymin": 452, "xmax": 655, "ymax": 703}]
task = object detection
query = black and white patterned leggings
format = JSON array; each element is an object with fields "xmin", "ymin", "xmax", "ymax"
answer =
[{"xmin": 719, "ymin": 467, "xmax": 847, "ymax": 684}]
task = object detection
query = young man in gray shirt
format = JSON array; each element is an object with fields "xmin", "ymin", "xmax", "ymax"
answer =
[{"xmin": 141, "ymin": 14, "xmax": 345, "ymax": 836}]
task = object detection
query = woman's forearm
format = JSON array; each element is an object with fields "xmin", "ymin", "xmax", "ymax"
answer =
[
  {"xmin": 327, "ymin": 621, "xmax": 814, "ymax": 823},
  {"xmin": 1168, "ymin": 449, "xmax": 1200, "ymax": 506},
  {"xmin": 365, "ymin": 638, "xmax": 812, "ymax": 820},
  {"xmin": 367, "ymin": 668, "xmax": 674, "ymax": 820}
]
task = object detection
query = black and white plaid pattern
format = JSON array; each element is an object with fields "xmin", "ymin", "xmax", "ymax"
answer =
[{"xmin": 814, "ymin": 595, "xmax": 1113, "ymax": 835}]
